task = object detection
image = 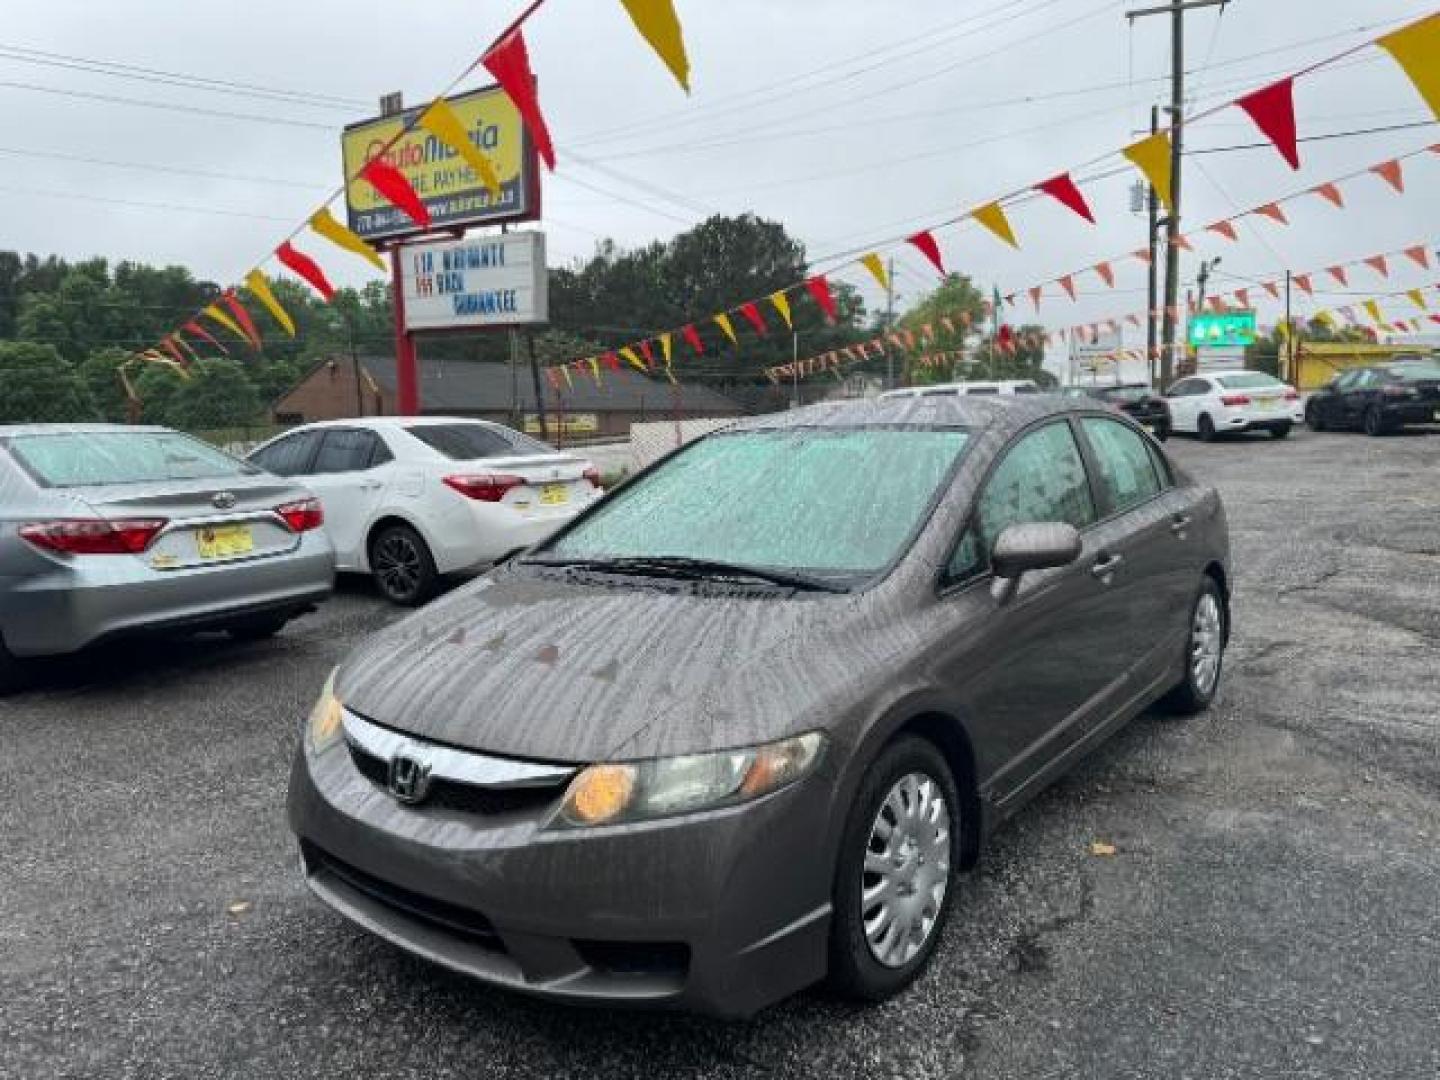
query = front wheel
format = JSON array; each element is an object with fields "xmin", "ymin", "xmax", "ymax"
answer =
[
  {"xmin": 1197, "ymin": 414, "xmax": 1217, "ymax": 442},
  {"xmin": 828, "ymin": 737, "xmax": 960, "ymax": 1003},
  {"xmin": 1269, "ymin": 423, "xmax": 1292, "ymax": 439},
  {"xmin": 1159, "ymin": 578, "xmax": 1226, "ymax": 716},
  {"xmin": 1363, "ymin": 404, "xmax": 1388, "ymax": 437},
  {"xmin": 369, "ymin": 523, "xmax": 439, "ymax": 606}
]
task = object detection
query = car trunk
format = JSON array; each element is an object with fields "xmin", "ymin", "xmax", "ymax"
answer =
[{"xmin": 466, "ymin": 454, "xmax": 593, "ymax": 517}]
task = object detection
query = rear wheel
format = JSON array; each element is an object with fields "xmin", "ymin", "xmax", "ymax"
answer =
[
  {"xmin": 370, "ymin": 523, "xmax": 438, "ymax": 606},
  {"xmin": 226, "ymin": 612, "xmax": 292, "ymax": 641},
  {"xmin": 828, "ymin": 737, "xmax": 960, "ymax": 1003},
  {"xmin": 1363, "ymin": 404, "xmax": 1388, "ymax": 437},
  {"xmin": 1160, "ymin": 578, "xmax": 1226, "ymax": 716},
  {"xmin": 1152, "ymin": 420, "xmax": 1170, "ymax": 442},
  {"xmin": 1269, "ymin": 423, "xmax": 1292, "ymax": 439},
  {"xmin": 0, "ymin": 638, "xmax": 31, "ymax": 696},
  {"xmin": 1305, "ymin": 401, "xmax": 1326, "ymax": 432},
  {"xmin": 1197, "ymin": 414, "xmax": 1217, "ymax": 442}
]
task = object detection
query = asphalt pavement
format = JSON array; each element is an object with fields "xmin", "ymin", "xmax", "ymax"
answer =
[{"xmin": 2, "ymin": 426, "xmax": 1437, "ymax": 1079}]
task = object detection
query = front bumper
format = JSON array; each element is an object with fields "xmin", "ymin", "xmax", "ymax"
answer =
[
  {"xmin": 287, "ymin": 732, "xmax": 835, "ymax": 1017},
  {"xmin": 1382, "ymin": 401, "xmax": 1440, "ymax": 425}
]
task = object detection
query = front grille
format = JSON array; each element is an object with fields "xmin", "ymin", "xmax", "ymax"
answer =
[
  {"xmin": 349, "ymin": 745, "xmax": 564, "ymax": 817},
  {"xmin": 573, "ymin": 939, "xmax": 690, "ymax": 978},
  {"xmin": 304, "ymin": 841, "xmax": 505, "ymax": 952}
]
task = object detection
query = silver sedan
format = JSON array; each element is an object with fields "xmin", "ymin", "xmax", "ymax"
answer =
[{"xmin": 0, "ymin": 424, "xmax": 335, "ymax": 692}]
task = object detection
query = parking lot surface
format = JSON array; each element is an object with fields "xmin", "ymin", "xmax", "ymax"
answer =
[{"xmin": 3, "ymin": 429, "xmax": 1438, "ymax": 1079}]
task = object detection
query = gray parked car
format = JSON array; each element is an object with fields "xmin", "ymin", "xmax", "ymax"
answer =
[
  {"xmin": 288, "ymin": 394, "xmax": 1230, "ymax": 1016},
  {"xmin": 0, "ymin": 424, "xmax": 335, "ymax": 691}
]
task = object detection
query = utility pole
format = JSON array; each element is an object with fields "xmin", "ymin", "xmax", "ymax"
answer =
[
  {"xmin": 1146, "ymin": 103, "xmax": 1161, "ymax": 388},
  {"xmin": 1196, "ymin": 257, "xmax": 1220, "ymax": 310},
  {"xmin": 1127, "ymin": 0, "xmax": 1230, "ymax": 392},
  {"xmin": 883, "ymin": 257, "xmax": 896, "ymax": 390}
]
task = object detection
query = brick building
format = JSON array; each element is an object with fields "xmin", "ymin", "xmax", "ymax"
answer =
[{"xmin": 271, "ymin": 354, "xmax": 742, "ymax": 442}]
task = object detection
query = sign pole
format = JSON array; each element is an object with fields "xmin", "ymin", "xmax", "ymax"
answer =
[
  {"xmin": 391, "ymin": 248, "xmax": 419, "ymax": 416},
  {"xmin": 526, "ymin": 330, "xmax": 549, "ymax": 442}
]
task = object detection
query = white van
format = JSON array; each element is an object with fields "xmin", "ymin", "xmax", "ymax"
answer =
[{"xmin": 879, "ymin": 379, "xmax": 1041, "ymax": 400}]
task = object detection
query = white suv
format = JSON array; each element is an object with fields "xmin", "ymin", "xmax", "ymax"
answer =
[
  {"xmin": 248, "ymin": 417, "xmax": 602, "ymax": 604},
  {"xmin": 1163, "ymin": 371, "xmax": 1303, "ymax": 441}
]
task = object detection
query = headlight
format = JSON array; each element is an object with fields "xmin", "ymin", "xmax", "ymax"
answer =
[
  {"xmin": 306, "ymin": 669, "xmax": 344, "ymax": 752},
  {"xmin": 553, "ymin": 732, "xmax": 825, "ymax": 828}
]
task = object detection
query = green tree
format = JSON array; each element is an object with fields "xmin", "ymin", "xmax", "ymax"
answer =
[
  {"xmin": 79, "ymin": 347, "xmax": 136, "ymax": 423},
  {"xmin": 132, "ymin": 363, "xmax": 187, "ymax": 426},
  {"xmin": 168, "ymin": 359, "xmax": 262, "ymax": 431},
  {"xmin": 0, "ymin": 341, "xmax": 94, "ymax": 422}
]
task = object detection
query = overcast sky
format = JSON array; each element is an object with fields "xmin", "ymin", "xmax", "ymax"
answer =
[{"xmin": 2, "ymin": 0, "xmax": 1436, "ymax": 354}]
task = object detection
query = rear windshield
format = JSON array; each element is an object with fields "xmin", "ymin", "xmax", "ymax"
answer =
[
  {"xmin": 1216, "ymin": 373, "xmax": 1283, "ymax": 390},
  {"xmin": 407, "ymin": 423, "xmax": 553, "ymax": 460},
  {"xmin": 5, "ymin": 431, "xmax": 252, "ymax": 488},
  {"xmin": 1389, "ymin": 363, "xmax": 1440, "ymax": 381},
  {"xmin": 545, "ymin": 428, "xmax": 970, "ymax": 580}
]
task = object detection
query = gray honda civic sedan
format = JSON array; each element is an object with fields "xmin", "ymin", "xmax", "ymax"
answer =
[{"xmin": 288, "ymin": 394, "xmax": 1230, "ymax": 1017}]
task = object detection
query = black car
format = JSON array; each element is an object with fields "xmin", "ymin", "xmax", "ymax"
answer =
[
  {"xmin": 1068, "ymin": 384, "xmax": 1171, "ymax": 440},
  {"xmin": 1305, "ymin": 362, "xmax": 1440, "ymax": 436}
]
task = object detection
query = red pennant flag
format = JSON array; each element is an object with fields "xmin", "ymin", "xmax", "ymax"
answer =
[
  {"xmin": 638, "ymin": 340, "xmax": 654, "ymax": 366},
  {"xmin": 1029, "ymin": 285, "xmax": 1043, "ymax": 311},
  {"xmin": 1235, "ymin": 78, "xmax": 1300, "ymax": 169},
  {"xmin": 1254, "ymin": 202, "xmax": 1288, "ymax": 225},
  {"xmin": 1431, "ymin": 314, "xmax": 1440, "ymax": 326},
  {"xmin": 806, "ymin": 275, "xmax": 839, "ymax": 323},
  {"xmin": 1208, "ymin": 220, "xmax": 1239, "ymax": 242},
  {"xmin": 601, "ymin": 351, "xmax": 621, "ymax": 371},
  {"xmin": 483, "ymin": 29, "xmax": 556, "ymax": 170},
  {"xmin": 1263, "ymin": 281, "xmax": 1281, "ymax": 301},
  {"xmin": 682, "ymin": 324, "xmax": 704, "ymax": 355},
  {"xmin": 1404, "ymin": 245, "xmax": 1431, "ymax": 269},
  {"xmin": 1294, "ymin": 274, "xmax": 1313, "ymax": 296},
  {"xmin": 1058, "ymin": 274, "xmax": 1077, "ymax": 301},
  {"xmin": 1036, "ymin": 172, "xmax": 1095, "ymax": 224},
  {"xmin": 738, "ymin": 301, "xmax": 767, "ymax": 336},
  {"xmin": 1371, "ymin": 159, "xmax": 1405, "ymax": 193},
  {"xmin": 1364, "ymin": 255, "xmax": 1390, "ymax": 279},
  {"xmin": 359, "ymin": 158, "xmax": 431, "ymax": 229},
  {"xmin": 1235, "ymin": 288, "xmax": 1250, "ymax": 309},
  {"xmin": 160, "ymin": 337, "xmax": 187, "ymax": 366},
  {"xmin": 276, "ymin": 242, "xmax": 335, "ymax": 301},
  {"xmin": 906, "ymin": 230, "xmax": 946, "ymax": 276},
  {"xmin": 183, "ymin": 320, "xmax": 228, "ymax": 355},
  {"xmin": 1207, "ymin": 296, "xmax": 1224, "ymax": 313},
  {"xmin": 1094, "ymin": 261, "xmax": 1115, "ymax": 288},
  {"xmin": 1132, "ymin": 248, "xmax": 1151, "ymax": 264},
  {"xmin": 221, "ymin": 291, "xmax": 262, "ymax": 348},
  {"xmin": 1328, "ymin": 265, "xmax": 1349, "ymax": 287},
  {"xmin": 1172, "ymin": 234, "xmax": 1193, "ymax": 251},
  {"xmin": 1312, "ymin": 182, "xmax": 1344, "ymax": 209}
]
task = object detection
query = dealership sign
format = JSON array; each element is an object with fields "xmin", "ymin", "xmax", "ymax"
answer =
[
  {"xmin": 398, "ymin": 232, "xmax": 548, "ymax": 332},
  {"xmin": 1188, "ymin": 311, "xmax": 1257, "ymax": 348},
  {"xmin": 342, "ymin": 84, "xmax": 538, "ymax": 242}
]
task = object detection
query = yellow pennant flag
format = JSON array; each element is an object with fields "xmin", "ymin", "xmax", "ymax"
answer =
[
  {"xmin": 418, "ymin": 98, "xmax": 503, "ymax": 197},
  {"xmin": 1314, "ymin": 310, "xmax": 1336, "ymax": 329},
  {"xmin": 588, "ymin": 357, "xmax": 602, "ymax": 383},
  {"xmin": 1363, "ymin": 300, "xmax": 1384, "ymax": 324},
  {"xmin": 560, "ymin": 366, "xmax": 574, "ymax": 389},
  {"xmin": 310, "ymin": 208, "xmax": 385, "ymax": 272},
  {"xmin": 205, "ymin": 303, "xmax": 250, "ymax": 344},
  {"xmin": 619, "ymin": 0, "xmax": 692, "ymax": 93},
  {"xmin": 1123, "ymin": 132, "xmax": 1175, "ymax": 213},
  {"xmin": 972, "ymin": 202, "xmax": 1019, "ymax": 249},
  {"xmin": 860, "ymin": 253, "xmax": 890, "ymax": 290},
  {"xmin": 244, "ymin": 270, "xmax": 296, "ymax": 337},
  {"xmin": 714, "ymin": 312, "xmax": 738, "ymax": 345},
  {"xmin": 1378, "ymin": 15, "xmax": 1440, "ymax": 121},
  {"xmin": 660, "ymin": 331, "xmax": 673, "ymax": 365},
  {"xmin": 620, "ymin": 346, "xmax": 646, "ymax": 372},
  {"xmin": 769, "ymin": 290, "xmax": 793, "ymax": 330},
  {"xmin": 1407, "ymin": 288, "xmax": 1429, "ymax": 311}
]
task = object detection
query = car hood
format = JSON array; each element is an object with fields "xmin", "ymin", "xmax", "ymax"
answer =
[{"xmin": 335, "ymin": 565, "xmax": 863, "ymax": 763}]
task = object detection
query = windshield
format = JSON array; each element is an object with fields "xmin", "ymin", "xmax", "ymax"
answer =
[
  {"xmin": 1216, "ymin": 373, "xmax": 1283, "ymax": 390},
  {"xmin": 5, "ymin": 431, "xmax": 253, "ymax": 488},
  {"xmin": 543, "ymin": 428, "xmax": 970, "ymax": 580},
  {"xmin": 1389, "ymin": 363, "xmax": 1440, "ymax": 382},
  {"xmin": 407, "ymin": 423, "xmax": 554, "ymax": 460}
]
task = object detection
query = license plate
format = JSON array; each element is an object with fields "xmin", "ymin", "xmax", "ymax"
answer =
[
  {"xmin": 196, "ymin": 524, "xmax": 254, "ymax": 559},
  {"xmin": 1256, "ymin": 397, "xmax": 1281, "ymax": 411},
  {"xmin": 539, "ymin": 483, "xmax": 569, "ymax": 507}
]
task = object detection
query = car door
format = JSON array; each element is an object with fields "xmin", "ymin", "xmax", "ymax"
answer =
[
  {"xmin": 1341, "ymin": 369, "xmax": 1379, "ymax": 428},
  {"xmin": 1164, "ymin": 379, "xmax": 1201, "ymax": 431},
  {"xmin": 299, "ymin": 429, "xmax": 394, "ymax": 569},
  {"xmin": 938, "ymin": 420, "xmax": 1127, "ymax": 808}
]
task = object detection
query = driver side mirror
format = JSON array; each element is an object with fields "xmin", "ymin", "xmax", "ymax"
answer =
[{"xmin": 990, "ymin": 522, "xmax": 1082, "ymax": 605}]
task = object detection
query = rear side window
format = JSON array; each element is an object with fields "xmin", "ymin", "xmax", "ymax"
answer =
[
  {"xmin": 1081, "ymin": 417, "xmax": 1162, "ymax": 514},
  {"xmin": 313, "ymin": 429, "xmax": 390, "ymax": 474},
  {"xmin": 250, "ymin": 431, "xmax": 322, "ymax": 477},
  {"xmin": 6, "ymin": 431, "xmax": 253, "ymax": 488},
  {"xmin": 1011, "ymin": 383, "xmax": 1039, "ymax": 394},
  {"xmin": 966, "ymin": 387, "xmax": 1000, "ymax": 396},
  {"xmin": 408, "ymin": 423, "xmax": 541, "ymax": 460}
]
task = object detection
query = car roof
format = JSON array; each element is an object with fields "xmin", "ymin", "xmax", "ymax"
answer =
[
  {"xmin": 0, "ymin": 423, "xmax": 173, "ymax": 437},
  {"xmin": 725, "ymin": 393, "xmax": 1101, "ymax": 437},
  {"xmin": 278, "ymin": 416, "xmax": 510, "ymax": 432}
]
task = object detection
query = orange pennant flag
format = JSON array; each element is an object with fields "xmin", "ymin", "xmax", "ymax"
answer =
[
  {"xmin": 1328, "ymin": 266, "xmax": 1349, "ymax": 287},
  {"xmin": 1312, "ymin": 182, "xmax": 1344, "ymax": 209},
  {"xmin": 1208, "ymin": 220, "xmax": 1239, "ymax": 242},
  {"xmin": 972, "ymin": 202, "xmax": 1019, "ymax": 248},
  {"xmin": 714, "ymin": 312, "xmax": 738, "ymax": 345},
  {"xmin": 1404, "ymin": 245, "xmax": 1431, "ymax": 270},
  {"xmin": 1058, "ymin": 275, "xmax": 1077, "ymax": 301},
  {"xmin": 1377, "ymin": 14, "xmax": 1440, "ymax": 121},
  {"xmin": 1123, "ymin": 132, "xmax": 1174, "ymax": 212},
  {"xmin": 1371, "ymin": 159, "xmax": 1405, "ymax": 193},
  {"xmin": 1093, "ymin": 261, "xmax": 1115, "ymax": 288},
  {"xmin": 619, "ymin": 0, "xmax": 692, "ymax": 93},
  {"xmin": 769, "ymin": 290, "xmax": 793, "ymax": 330},
  {"xmin": 1253, "ymin": 202, "xmax": 1288, "ymax": 225},
  {"xmin": 1172, "ymin": 235, "xmax": 1193, "ymax": 251},
  {"xmin": 1029, "ymin": 286, "xmax": 1043, "ymax": 311},
  {"xmin": 1263, "ymin": 281, "xmax": 1281, "ymax": 301},
  {"xmin": 860, "ymin": 252, "xmax": 890, "ymax": 290},
  {"xmin": 1364, "ymin": 255, "xmax": 1389, "ymax": 279}
]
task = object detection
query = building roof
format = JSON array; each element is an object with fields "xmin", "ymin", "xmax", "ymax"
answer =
[{"xmin": 354, "ymin": 355, "xmax": 740, "ymax": 415}]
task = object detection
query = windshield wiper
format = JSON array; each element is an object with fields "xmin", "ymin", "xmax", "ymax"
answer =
[{"xmin": 523, "ymin": 555, "xmax": 849, "ymax": 593}]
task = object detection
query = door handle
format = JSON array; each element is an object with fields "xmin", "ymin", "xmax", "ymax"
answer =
[
  {"xmin": 1169, "ymin": 514, "xmax": 1192, "ymax": 536},
  {"xmin": 360, "ymin": 479, "xmax": 383, "ymax": 490},
  {"xmin": 1091, "ymin": 554, "xmax": 1123, "ymax": 580}
]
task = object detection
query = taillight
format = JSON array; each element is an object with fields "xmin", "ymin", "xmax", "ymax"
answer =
[
  {"xmin": 1220, "ymin": 394, "xmax": 1251, "ymax": 406},
  {"xmin": 19, "ymin": 518, "xmax": 167, "ymax": 555},
  {"xmin": 277, "ymin": 498, "xmax": 324, "ymax": 533},
  {"xmin": 443, "ymin": 474, "xmax": 525, "ymax": 502},
  {"xmin": 582, "ymin": 466, "xmax": 601, "ymax": 488},
  {"xmin": 1283, "ymin": 389, "xmax": 1300, "ymax": 401}
]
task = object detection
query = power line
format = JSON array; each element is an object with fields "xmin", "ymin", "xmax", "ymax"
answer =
[
  {"xmin": 0, "ymin": 146, "xmax": 332, "ymax": 191},
  {"xmin": 0, "ymin": 80, "xmax": 336, "ymax": 130},
  {"xmin": 0, "ymin": 185, "xmax": 298, "ymax": 221}
]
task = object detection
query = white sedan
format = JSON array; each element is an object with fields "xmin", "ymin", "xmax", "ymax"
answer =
[
  {"xmin": 248, "ymin": 418, "xmax": 602, "ymax": 604},
  {"xmin": 1163, "ymin": 370, "xmax": 1304, "ymax": 441}
]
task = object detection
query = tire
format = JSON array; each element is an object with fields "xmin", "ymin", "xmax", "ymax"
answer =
[
  {"xmin": 1159, "ymin": 577, "xmax": 1226, "ymax": 716},
  {"xmin": 369, "ymin": 523, "xmax": 439, "ymax": 606},
  {"xmin": 0, "ymin": 637, "xmax": 31, "ymax": 696},
  {"xmin": 828, "ymin": 736, "xmax": 961, "ymax": 1003},
  {"xmin": 1152, "ymin": 420, "xmax": 1170, "ymax": 443},
  {"xmin": 1269, "ymin": 423, "xmax": 1292, "ymax": 440},
  {"xmin": 226, "ymin": 611, "xmax": 291, "ymax": 641},
  {"xmin": 1363, "ymin": 404, "xmax": 1388, "ymax": 437},
  {"xmin": 1305, "ymin": 402, "xmax": 1325, "ymax": 432},
  {"xmin": 1197, "ymin": 414, "xmax": 1217, "ymax": 442}
]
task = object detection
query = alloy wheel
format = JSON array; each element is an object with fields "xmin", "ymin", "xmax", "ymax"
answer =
[
  {"xmin": 1191, "ymin": 592, "xmax": 1223, "ymax": 697},
  {"xmin": 861, "ymin": 772, "xmax": 952, "ymax": 969},
  {"xmin": 374, "ymin": 532, "xmax": 423, "ymax": 601}
]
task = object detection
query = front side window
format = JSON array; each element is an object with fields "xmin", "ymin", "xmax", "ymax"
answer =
[
  {"xmin": 7, "ymin": 431, "xmax": 254, "ymax": 488},
  {"xmin": 250, "ymin": 431, "xmax": 321, "ymax": 477},
  {"xmin": 545, "ymin": 428, "xmax": 970, "ymax": 581},
  {"xmin": 948, "ymin": 422, "xmax": 1095, "ymax": 580},
  {"xmin": 1081, "ymin": 417, "xmax": 1162, "ymax": 514}
]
